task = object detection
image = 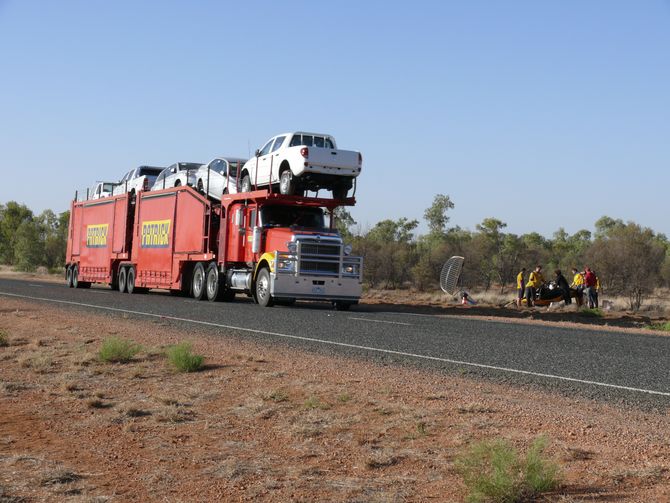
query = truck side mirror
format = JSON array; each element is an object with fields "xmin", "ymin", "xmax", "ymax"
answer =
[{"xmin": 251, "ymin": 226, "xmax": 261, "ymax": 254}]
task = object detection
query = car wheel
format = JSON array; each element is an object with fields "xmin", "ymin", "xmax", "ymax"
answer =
[
  {"xmin": 192, "ymin": 262, "xmax": 206, "ymax": 300},
  {"xmin": 66, "ymin": 266, "xmax": 73, "ymax": 288},
  {"xmin": 174, "ymin": 180, "xmax": 182, "ymax": 187},
  {"xmin": 205, "ymin": 263, "xmax": 220, "ymax": 302},
  {"xmin": 255, "ymin": 267, "xmax": 274, "ymax": 307},
  {"xmin": 127, "ymin": 267, "xmax": 136, "ymax": 294},
  {"xmin": 240, "ymin": 174, "xmax": 251, "ymax": 192},
  {"xmin": 279, "ymin": 170, "xmax": 296, "ymax": 195},
  {"xmin": 118, "ymin": 267, "xmax": 127, "ymax": 293},
  {"xmin": 332, "ymin": 185, "xmax": 348, "ymax": 200},
  {"xmin": 197, "ymin": 179, "xmax": 204, "ymax": 194}
]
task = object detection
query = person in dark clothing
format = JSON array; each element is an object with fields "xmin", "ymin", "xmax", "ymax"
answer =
[{"xmin": 554, "ymin": 269, "xmax": 571, "ymax": 305}]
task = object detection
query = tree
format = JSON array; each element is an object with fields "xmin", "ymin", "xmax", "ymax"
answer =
[
  {"xmin": 334, "ymin": 207, "xmax": 356, "ymax": 242},
  {"xmin": 13, "ymin": 220, "xmax": 44, "ymax": 272},
  {"xmin": 0, "ymin": 202, "xmax": 34, "ymax": 265},
  {"xmin": 587, "ymin": 221, "xmax": 665, "ymax": 310},
  {"xmin": 423, "ymin": 194, "xmax": 454, "ymax": 236}
]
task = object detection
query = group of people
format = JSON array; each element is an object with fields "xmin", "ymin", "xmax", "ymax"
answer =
[{"xmin": 516, "ymin": 265, "xmax": 601, "ymax": 308}]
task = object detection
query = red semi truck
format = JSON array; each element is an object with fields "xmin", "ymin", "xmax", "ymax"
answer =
[{"xmin": 65, "ymin": 187, "xmax": 362, "ymax": 309}]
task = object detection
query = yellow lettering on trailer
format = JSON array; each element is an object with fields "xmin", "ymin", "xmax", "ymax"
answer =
[
  {"xmin": 85, "ymin": 224, "xmax": 109, "ymax": 248},
  {"xmin": 141, "ymin": 220, "xmax": 171, "ymax": 248}
]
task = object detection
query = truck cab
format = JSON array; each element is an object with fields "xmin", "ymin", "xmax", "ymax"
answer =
[{"xmin": 218, "ymin": 191, "xmax": 362, "ymax": 309}]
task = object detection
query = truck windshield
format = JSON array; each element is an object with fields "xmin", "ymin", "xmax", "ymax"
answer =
[{"xmin": 260, "ymin": 206, "xmax": 326, "ymax": 230}]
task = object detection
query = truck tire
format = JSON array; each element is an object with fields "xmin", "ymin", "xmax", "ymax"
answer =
[
  {"xmin": 118, "ymin": 267, "xmax": 128, "ymax": 293},
  {"xmin": 333, "ymin": 301, "xmax": 352, "ymax": 311},
  {"xmin": 66, "ymin": 266, "xmax": 74, "ymax": 288},
  {"xmin": 72, "ymin": 265, "xmax": 79, "ymax": 288},
  {"xmin": 255, "ymin": 267, "xmax": 274, "ymax": 307},
  {"xmin": 206, "ymin": 263, "xmax": 221, "ymax": 302},
  {"xmin": 279, "ymin": 170, "xmax": 296, "ymax": 195},
  {"xmin": 192, "ymin": 262, "xmax": 206, "ymax": 300},
  {"xmin": 127, "ymin": 267, "xmax": 137, "ymax": 294}
]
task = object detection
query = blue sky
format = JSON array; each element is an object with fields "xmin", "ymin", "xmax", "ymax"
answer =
[{"xmin": 1, "ymin": 1, "xmax": 668, "ymax": 237}]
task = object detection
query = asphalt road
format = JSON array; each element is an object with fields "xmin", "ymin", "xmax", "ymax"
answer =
[{"xmin": 1, "ymin": 277, "xmax": 669, "ymax": 410}]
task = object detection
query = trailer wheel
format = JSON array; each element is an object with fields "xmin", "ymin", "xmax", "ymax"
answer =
[
  {"xmin": 118, "ymin": 267, "xmax": 127, "ymax": 293},
  {"xmin": 205, "ymin": 263, "xmax": 220, "ymax": 302},
  {"xmin": 127, "ymin": 267, "xmax": 137, "ymax": 294},
  {"xmin": 192, "ymin": 262, "xmax": 206, "ymax": 300},
  {"xmin": 72, "ymin": 265, "xmax": 80, "ymax": 288},
  {"xmin": 66, "ymin": 266, "xmax": 74, "ymax": 288},
  {"xmin": 255, "ymin": 267, "xmax": 274, "ymax": 307}
]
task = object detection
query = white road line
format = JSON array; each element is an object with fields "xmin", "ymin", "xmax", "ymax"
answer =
[
  {"xmin": 28, "ymin": 284, "xmax": 44, "ymax": 288},
  {"xmin": 349, "ymin": 317, "xmax": 412, "ymax": 326},
  {"xmin": 1, "ymin": 290, "xmax": 669, "ymax": 398}
]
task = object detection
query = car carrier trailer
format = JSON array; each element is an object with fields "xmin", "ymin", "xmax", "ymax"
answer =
[{"xmin": 65, "ymin": 186, "xmax": 362, "ymax": 309}]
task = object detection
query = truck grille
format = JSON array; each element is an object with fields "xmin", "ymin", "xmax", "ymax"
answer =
[
  {"xmin": 298, "ymin": 239, "xmax": 341, "ymax": 277},
  {"xmin": 300, "ymin": 242, "xmax": 340, "ymax": 256}
]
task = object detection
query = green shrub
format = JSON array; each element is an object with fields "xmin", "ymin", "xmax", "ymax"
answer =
[
  {"xmin": 166, "ymin": 342, "xmax": 204, "ymax": 372},
  {"xmin": 0, "ymin": 330, "xmax": 8, "ymax": 347},
  {"xmin": 580, "ymin": 308, "xmax": 603, "ymax": 318},
  {"xmin": 646, "ymin": 321, "xmax": 670, "ymax": 332},
  {"xmin": 456, "ymin": 436, "xmax": 560, "ymax": 503},
  {"xmin": 98, "ymin": 336, "xmax": 141, "ymax": 363}
]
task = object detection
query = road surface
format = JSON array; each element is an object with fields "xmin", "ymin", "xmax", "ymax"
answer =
[{"xmin": 1, "ymin": 277, "xmax": 668, "ymax": 409}]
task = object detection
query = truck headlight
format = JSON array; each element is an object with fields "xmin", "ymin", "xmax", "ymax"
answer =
[
  {"xmin": 342, "ymin": 263, "xmax": 359, "ymax": 275},
  {"xmin": 286, "ymin": 241, "xmax": 297, "ymax": 254},
  {"xmin": 343, "ymin": 244, "xmax": 353, "ymax": 256},
  {"xmin": 276, "ymin": 259, "xmax": 295, "ymax": 272}
]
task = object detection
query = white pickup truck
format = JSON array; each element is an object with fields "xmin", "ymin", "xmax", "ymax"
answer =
[{"xmin": 239, "ymin": 132, "xmax": 362, "ymax": 199}]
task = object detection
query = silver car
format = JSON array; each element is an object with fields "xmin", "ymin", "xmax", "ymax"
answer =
[
  {"xmin": 192, "ymin": 157, "xmax": 246, "ymax": 200},
  {"xmin": 151, "ymin": 162, "xmax": 203, "ymax": 191},
  {"xmin": 113, "ymin": 166, "xmax": 164, "ymax": 196}
]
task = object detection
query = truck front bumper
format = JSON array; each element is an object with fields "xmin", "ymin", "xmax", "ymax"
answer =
[{"xmin": 270, "ymin": 272, "xmax": 362, "ymax": 302}]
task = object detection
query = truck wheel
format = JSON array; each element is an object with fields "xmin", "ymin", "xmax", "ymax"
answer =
[
  {"xmin": 206, "ymin": 263, "xmax": 220, "ymax": 302},
  {"xmin": 240, "ymin": 174, "xmax": 251, "ymax": 193},
  {"xmin": 255, "ymin": 267, "xmax": 274, "ymax": 307},
  {"xmin": 192, "ymin": 262, "xmax": 206, "ymax": 300},
  {"xmin": 279, "ymin": 170, "xmax": 296, "ymax": 195},
  {"xmin": 333, "ymin": 301, "xmax": 352, "ymax": 311},
  {"xmin": 66, "ymin": 266, "xmax": 73, "ymax": 288},
  {"xmin": 127, "ymin": 267, "xmax": 136, "ymax": 294},
  {"xmin": 118, "ymin": 267, "xmax": 127, "ymax": 293},
  {"xmin": 72, "ymin": 265, "xmax": 80, "ymax": 288}
]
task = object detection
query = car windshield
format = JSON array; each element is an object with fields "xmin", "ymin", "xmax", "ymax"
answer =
[
  {"xmin": 227, "ymin": 161, "xmax": 239, "ymax": 177},
  {"xmin": 289, "ymin": 134, "xmax": 334, "ymax": 148},
  {"xmin": 177, "ymin": 162, "xmax": 202, "ymax": 171},
  {"xmin": 259, "ymin": 206, "xmax": 326, "ymax": 230},
  {"xmin": 138, "ymin": 167, "xmax": 163, "ymax": 177}
]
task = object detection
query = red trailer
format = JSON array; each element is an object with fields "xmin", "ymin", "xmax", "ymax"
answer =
[
  {"xmin": 66, "ymin": 185, "xmax": 363, "ymax": 309},
  {"xmin": 65, "ymin": 193, "xmax": 133, "ymax": 289}
]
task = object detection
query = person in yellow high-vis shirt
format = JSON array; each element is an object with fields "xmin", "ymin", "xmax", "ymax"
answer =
[
  {"xmin": 571, "ymin": 268, "xmax": 585, "ymax": 306},
  {"xmin": 524, "ymin": 265, "xmax": 545, "ymax": 307},
  {"xmin": 516, "ymin": 267, "xmax": 526, "ymax": 307}
]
